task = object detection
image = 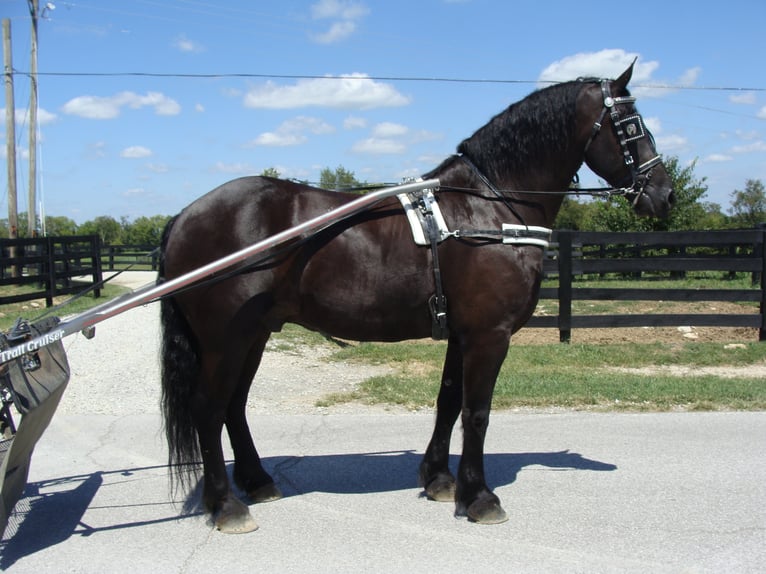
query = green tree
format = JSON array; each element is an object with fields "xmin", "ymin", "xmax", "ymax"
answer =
[
  {"xmin": 79, "ymin": 215, "xmax": 124, "ymax": 244},
  {"xmin": 728, "ymin": 179, "xmax": 766, "ymax": 228},
  {"xmin": 122, "ymin": 215, "xmax": 172, "ymax": 247},
  {"xmin": 319, "ymin": 165, "xmax": 360, "ymax": 190},
  {"xmin": 43, "ymin": 215, "xmax": 78, "ymax": 236},
  {"xmin": 261, "ymin": 167, "xmax": 281, "ymax": 178},
  {"xmin": 589, "ymin": 156, "xmax": 709, "ymax": 231},
  {"xmin": 554, "ymin": 197, "xmax": 597, "ymax": 230}
]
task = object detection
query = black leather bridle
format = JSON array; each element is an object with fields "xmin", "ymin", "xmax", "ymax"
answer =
[{"xmin": 583, "ymin": 80, "xmax": 663, "ymax": 207}]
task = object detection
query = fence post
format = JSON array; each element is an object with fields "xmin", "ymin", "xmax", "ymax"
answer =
[
  {"xmin": 92, "ymin": 235, "xmax": 103, "ymax": 298},
  {"xmin": 45, "ymin": 236, "xmax": 56, "ymax": 307},
  {"xmin": 759, "ymin": 226, "xmax": 766, "ymax": 342},
  {"xmin": 558, "ymin": 230, "xmax": 573, "ymax": 343}
]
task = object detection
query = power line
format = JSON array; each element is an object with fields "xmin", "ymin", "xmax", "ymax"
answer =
[{"xmin": 8, "ymin": 69, "xmax": 766, "ymax": 92}]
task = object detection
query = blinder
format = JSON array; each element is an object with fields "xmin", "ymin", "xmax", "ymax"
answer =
[{"xmin": 583, "ymin": 79, "xmax": 662, "ymax": 207}]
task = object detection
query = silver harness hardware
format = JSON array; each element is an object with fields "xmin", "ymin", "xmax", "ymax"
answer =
[{"xmin": 583, "ymin": 79, "xmax": 663, "ymax": 207}]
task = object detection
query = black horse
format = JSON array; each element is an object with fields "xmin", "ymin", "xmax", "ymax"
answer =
[{"xmin": 158, "ymin": 63, "xmax": 674, "ymax": 533}]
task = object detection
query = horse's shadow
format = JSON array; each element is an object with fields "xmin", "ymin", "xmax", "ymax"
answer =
[
  {"xmin": 1, "ymin": 449, "xmax": 615, "ymax": 568},
  {"xmin": 256, "ymin": 449, "xmax": 616, "ymax": 498}
]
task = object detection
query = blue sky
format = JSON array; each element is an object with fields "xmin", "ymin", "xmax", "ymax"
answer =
[{"xmin": 1, "ymin": 0, "xmax": 765, "ymax": 224}]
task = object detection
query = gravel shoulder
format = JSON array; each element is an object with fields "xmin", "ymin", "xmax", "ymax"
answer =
[{"xmin": 59, "ymin": 302, "xmax": 397, "ymax": 416}]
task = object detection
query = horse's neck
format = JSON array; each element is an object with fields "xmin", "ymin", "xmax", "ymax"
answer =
[{"xmin": 438, "ymin": 156, "xmax": 571, "ymax": 228}]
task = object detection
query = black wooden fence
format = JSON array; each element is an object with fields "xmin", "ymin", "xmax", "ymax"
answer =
[
  {"xmin": 101, "ymin": 244, "xmax": 159, "ymax": 271},
  {"xmin": 1, "ymin": 230, "xmax": 765, "ymax": 343},
  {"xmin": 528, "ymin": 229, "xmax": 766, "ymax": 342},
  {"xmin": 0, "ymin": 235, "xmax": 103, "ymax": 307}
]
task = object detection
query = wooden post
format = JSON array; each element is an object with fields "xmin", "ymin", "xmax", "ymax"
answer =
[
  {"xmin": 27, "ymin": 0, "xmax": 39, "ymax": 237},
  {"xmin": 558, "ymin": 230, "xmax": 573, "ymax": 343},
  {"xmin": 3, "ymin": 19, "xmax": 19, "ymax": 277},
  {"xmin": 92, "ymin": 235, "xmax": 103, "ymax": 298},
  {"xmin": 759, "ymin": 227, "xmax": 766, "ymax": 342}
]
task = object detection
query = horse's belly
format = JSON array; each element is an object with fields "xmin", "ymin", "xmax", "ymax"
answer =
[{"xmin": 296, "ymin": 280, "xmax": 433, "ymax": 342}]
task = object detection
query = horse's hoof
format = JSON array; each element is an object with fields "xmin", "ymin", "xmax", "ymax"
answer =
[
  {"xmin": 424, "ymin": 475, "xmax": 456, "ymax": 502},
  {"xmin": 214, "ymin": 497, "xmax": 259, "ymax": 534},
  {"xmin": 466, "ymin": 498, "xmax": 508, "ymax": 525},
  {"xmin": 249, "ymin": 482, "xmax": 283, "ymax": 504}
]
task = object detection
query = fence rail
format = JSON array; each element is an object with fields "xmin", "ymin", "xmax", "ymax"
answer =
[
  {"xmin": 1, "ymin": 231, "xmax": 765, "ymax": 342},
  {"xmin": 529, "ymin": 229, "xmax": 766, "ymax": 342}
]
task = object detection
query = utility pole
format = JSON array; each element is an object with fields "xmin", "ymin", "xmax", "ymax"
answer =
[
  {"xmin": 28, "ymin": 0, "xmax": 39, "ymax": 237},
  {"xmin": 3, "ymin": 19, "xmax": 18, "ymax": 241}
]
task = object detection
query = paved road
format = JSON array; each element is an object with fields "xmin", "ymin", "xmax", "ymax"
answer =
[
  {"xmin": 1, "ymin": 411, "xmax": 764, "ymax": 573},
  {"xmin": 1, "ymin": 272, "xmax": 765, "ymax": 572}
]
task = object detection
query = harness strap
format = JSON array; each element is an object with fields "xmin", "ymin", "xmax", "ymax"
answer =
[{"xmin": 421, "ymin": 199, "xmax": 449, "ymax": 340}]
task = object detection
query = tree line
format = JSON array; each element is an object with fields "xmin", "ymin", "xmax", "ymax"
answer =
[{"xmin": 2, "ymin": 157, "xmax": 764, "ymax": 248}]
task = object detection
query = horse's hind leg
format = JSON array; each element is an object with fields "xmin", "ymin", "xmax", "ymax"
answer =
[
  {"xmin": 192, "ymin": 358, "xmax": 258, "ymax": 534},
  {"xmin": 419, "ymin": 335, "xmax": 463, "ymax": 502},
  {"xmin": 227, "ymin": 330, "xmax": 283, "ymax": 503}
]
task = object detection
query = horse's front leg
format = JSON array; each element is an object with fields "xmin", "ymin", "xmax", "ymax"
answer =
[
  {"xmin": 419, "ymin": 335, "xmax": 463, "ymax": 501},
  {"xmin": 455, "ymin": 332, "xmax": 510, "ymax": 524}
]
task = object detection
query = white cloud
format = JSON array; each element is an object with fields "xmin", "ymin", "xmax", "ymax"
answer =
[
  {"xmin": 249, "ymin": 116, "xmax": 335, "ymax": 147},
  {"xmin": 343, "ymin": 116, "xmax": 367, "ymax": 129},
  {"xmin": 62, "ymin": 91, "xmax": 181, "ymax": 119},
  {"xmin": 194, "ymin": 103, "xmax": 205, "ymax": 113},
  {"xmin": 372, "ymin": 122, "xmax": 408, "ymax": 138},
  {"xmin": 539, "ymin": 49, "xmax": 649, "ymax": 83},
  {"xmin": 310, "ymin": 0, "xmax": 370, "ymax": 44},
  {"xmin": 36, "ymin": 108, "xmax": 57, "ymax": 125},
  {"xmin": 644, "ymin": 117, "xmax": 662, "ymax": 134},
  {"xmin": 735, "ymin": 129, "xmax": 760, "ymax": 141},
  {"xmin": 2, "ymin": 107, "xmax": 57, "ymax": 126},
  {"xmin": 538, "ymin": 49, "xmax": 698, "ymax": 98},
  {"xmin": 174, "ymin": 35, "xmax": 205, "ymax": 53},
  {"xmin": 352, "ymin": 137, "xmax": 406, "ymax": 154},
  {"xmin": 252, "ymin": 132, "xmax": 307, "ymax": 147},
  {"xmin": 655, "ymin": 134, "xmax": 687, "ymax": 152},
  {"xmin": 309, "ymin": 0, "xmax": 369, "ymax": 44},
  {"xmin": 729, "ymin": 92, "xmax": 756, "ymax": 105},
  {"xmin": 243, "ymin": 74, "xmax": 410, "ymax": 110},
  {"xmin": 759, "ymin": 106, "xmax": 766, "ymax": 119},
  {"xmin": 731, "ymin": 141, "xmax": 766, "ymax": 154},
  {"xmin": 677, "ymin": 67, "xmax": 701, "ymax": 87},
  {"xmin": 121, "ymin": 145, "xmax": 152, "ymax": 158},
  {"xmin": 146, "ymin": 162, "xmax": 169, "ymax": 173},
  {"xmin": 312, "ymin": 21, "xmax": 357, "ymax": 44},
  {"xmin": 704, "ymin": 154, "xmax": 733, "ymax": 163},
  {"xmin": 311, "ymin": 0, "xmax": 368, "ymax": 19}
]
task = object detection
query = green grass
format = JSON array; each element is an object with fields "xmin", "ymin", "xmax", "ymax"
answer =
[
  {"xmin": 312, "ymin": 338, "xmax": 766, "ymax": 412},
  {"xmin": 0, "ymin": 283, "xmax": 130, "ymax": 330}
]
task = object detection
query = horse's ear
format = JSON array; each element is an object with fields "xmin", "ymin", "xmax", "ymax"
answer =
[{"xmin": 614, "ymin": 58, "xmax": 637, "ymax": 90}]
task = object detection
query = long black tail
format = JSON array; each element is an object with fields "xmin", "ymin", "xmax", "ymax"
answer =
[{"xmin": 158, "ymin": 217, "xmax": 201, "ymax": 492}]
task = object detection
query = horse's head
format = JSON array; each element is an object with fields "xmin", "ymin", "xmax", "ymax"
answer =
[{"xmin": 578, "ymin": 62, "xmax": 675, "ymax": 218}]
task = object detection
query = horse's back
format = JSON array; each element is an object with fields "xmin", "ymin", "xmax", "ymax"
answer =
[{"xmin": 162, "ymin": 176, "xmax": 341, "ymax": 278}]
